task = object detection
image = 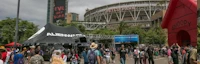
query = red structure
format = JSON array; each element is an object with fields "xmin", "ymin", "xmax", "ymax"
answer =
[
  {"xmin": 161, "ymin": 0, "xmax": 197, "ymax": 46},
  {"xmin": 5, "ymin": 42, "xmax": 22, "ymax": 47}
]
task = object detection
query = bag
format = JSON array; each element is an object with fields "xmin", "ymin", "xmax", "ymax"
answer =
[
  {"xmin": 17, "ymin": 58, "xmax": 24, "ymax": 64},
  {"xmin": 140, "ymin": 52, "xmax": 144, "ymax": 58},
  {"xmin": 88, "ymin": 50, "xmax": 97, "ymax": 64}
]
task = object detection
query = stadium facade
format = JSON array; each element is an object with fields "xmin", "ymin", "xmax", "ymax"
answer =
[{"xmin": 83, "ymin": 0, "xmax": 169, "ymax": 30}]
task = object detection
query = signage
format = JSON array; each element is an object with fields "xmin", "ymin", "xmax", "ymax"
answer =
[
  {"xmin": 114, "ymin": 35, "xmax": 139, "ymax": 43},
  {"xmin": 47, "ymin": 32, "xmax": 85, "ymax": 37},
  {"xmin": 172, "ymin": 20, "xmax": 191, "ymax": 30},
  {"xmin": 53, "ymin": 0, "xmax": 66, "ymax": 23},
  {"xmin": 106, "ymin": 7, "xmax": 135, "ymax": 12}
]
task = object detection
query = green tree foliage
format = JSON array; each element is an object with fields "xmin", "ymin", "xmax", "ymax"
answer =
[
  {"xmin": 91, "ymin": 28, "xmax": 118, "ymax": 35},
  {"xmin": 0, "ymin": 17, "xmax": 38, "ymax": 44},
  {"xmin": 118, "ymin": 21, "xmax": 128, "ymax": 34},
  {"xmin": 123, "ymin": 26, "xmax": 166, "ymax": 44},
  {"xmin": 55, "ymin": 20, "xmax": 86, "ymax": 34}
]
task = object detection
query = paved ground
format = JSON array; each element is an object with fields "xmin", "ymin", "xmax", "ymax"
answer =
[{"xmin": 44, "ymin": 55, "xmax": 168, "ymax": 64}]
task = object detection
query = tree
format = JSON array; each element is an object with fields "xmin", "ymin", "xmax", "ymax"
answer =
[
  {"xmin": 55, "ymin": 20, "xmax": 86, "ymax": 34},
  {"xmin": 197, "ymin": 22, "xmax": 200, "ymax": 51},
  {"xmin": 118, "ymin": 21, "xmax": 128, "ymax": 34},
  {"xmin": 122, "ymin": 25, "xmax": 166, "ymax": 44},
  {"xmin": 0, "ymin": 17, "xmax": 38, "ymax": 44}
]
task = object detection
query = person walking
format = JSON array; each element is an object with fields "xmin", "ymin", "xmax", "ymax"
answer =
[
  {"xmin": 0, "ymin": 53, "xmax": 4, "ymax": 64},
  {"xmin": 82, "ymin": 48, "xmax": 88, "ymax": 64},
  {"xmin": 87, "ymin": 42, "xmax": 101, "ymax": 64},
  {"xmin": 119, "ymin": 45, "xmax": 127, "ymax": 64},
  {"xmin": 29, "ymin": 50, "xmax": 44, "ymax": 64}
]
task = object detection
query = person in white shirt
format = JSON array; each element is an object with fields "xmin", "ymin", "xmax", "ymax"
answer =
[
  {"xmin": 105, "ymin": 49, "xmax": 111, "ymax": 64},
  {"xmin": 134, "ymin": 47, "xmax": 140, "ymax": 64},
  {"xmin": 5, "ymin": 48, "xmax": 11, "ymax": 64},
  {"xmin": 61, "ymin": 51, "xmax": 67, "ymax": 64}
]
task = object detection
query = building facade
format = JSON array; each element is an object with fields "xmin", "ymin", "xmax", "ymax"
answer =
[
  {"xmin": 47, "ymin": 0, "xmax": 68, "ymax": 24},
  {"xmin": 83, "ymin": 0, "xmax": 169, "ymax": 30},
  {"xmin": 67, "ymin": 13, "xmax": 79, "ymax": 24}
]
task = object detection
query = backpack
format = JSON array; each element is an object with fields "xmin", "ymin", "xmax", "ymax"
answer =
[
  {"xmin": 17, "ymin": 58, "xmax": 24, "ymax": 64},
  {"xmin": 88, "ymin": 50, "xmax": 97, "ymax": 64}
]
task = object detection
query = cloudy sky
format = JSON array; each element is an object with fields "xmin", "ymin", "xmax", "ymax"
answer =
[{"xmin": 0, "ymin": 0, "xmax": 134, "ymax": 28}]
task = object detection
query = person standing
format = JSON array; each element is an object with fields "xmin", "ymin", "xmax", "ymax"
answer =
[
  {"xmin": 0, "ymin": 53, "xmax": 4, "ymax": 64},
  {"xmin": 105, "ymin": 48, "xmax": 111, "ymax": 64},
  {"xmin": 147, "ymin": 46, "xmax": 154, "ymax": 64},
  {"xmin": 189, "ymin": 46, "xmax": 197, "ymax": 64},
  {"xmin": 51, "ymin": 50, "xmax": 65, "ymax": 64},
  {"xmin": 119, "ymin": 44, "xmax": 127, "ymax": 64},
  {"xmin": 111, "ymin": 47, "xmax": 116, "ymax": 63},
  {"xmin": 29, "ymin": 50, "xmax": 44, "ymax": 64},
  {"xmin": 82, "ymin": 48, "xmax": 88, "ymax": 64},
  {"xmin": 37, "ymin": 46, "xmax": 44, "ymax": 56},
  {"xmin": 5, "ymin": 48, "xmax": 11, "ymax": 64},
  {"xmin": 71, "ymin": 51, "xmax": 78, "ymax": 64},
  {"xmin": 87, "ymin": 43, "xmax": 101, "ymax": 64},
  {"xmin": 1, "ymin": 49, "xmax": 7, "ymax": 63},
  {"xmin": 181, "ymin": 47, "xmax": 187, "ymax": 64},
  {"xmin": 13, "ymin": 51, "xmax": 24, "ymax": 64},
  {"xmin": 61, "ymin": 51, "xmax": 67, "ymax": 64},
  {"xmin": 134, "ymin": 47, "xmax": 140, "ymax": 64},
  {"xmin": 171, "ymin": 46, "xmax": 179, "ymax": 64},
  {"xmin": 140, "ymin": 48, "xmax": 147, "ymax": 64},
  {"xmin": 167, "ymin": 46, "xmax": 173, "ymax": 64},
  {"xmin": 28, "ymin": 45, "xmax": 36, "ymax": 62}
]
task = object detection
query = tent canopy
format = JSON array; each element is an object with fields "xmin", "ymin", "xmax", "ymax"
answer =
[
  {"xmin": 23, "ymin": 23, "xmax": 85, "ymax": 46},
  {"xmin": 5, "ymin": 42, "xmax": 22, "ymax": 47}
]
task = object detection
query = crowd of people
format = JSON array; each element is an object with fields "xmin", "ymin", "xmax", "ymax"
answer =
[
  {"xmin": 0, "ymin": 42, "xmax": 198, "ymax": 64},
  {"xmin": 0, "ymin": 45, "xmax": 45, "ymax": 64}
]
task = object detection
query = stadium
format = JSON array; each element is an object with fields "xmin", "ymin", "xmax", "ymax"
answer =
[{"xmin": 83, "ymin": 0, "xmax": 169, "ymax": 30}]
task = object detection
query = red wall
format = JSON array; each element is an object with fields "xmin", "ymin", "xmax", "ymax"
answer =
[{"xmin": 166, "ymin": 0, "xmax": 197, "ymax": 46}]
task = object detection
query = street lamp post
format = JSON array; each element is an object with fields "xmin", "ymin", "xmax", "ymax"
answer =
[{"xmin": 14, "ymin": 0, "xmax": 21, "ymax": 48}]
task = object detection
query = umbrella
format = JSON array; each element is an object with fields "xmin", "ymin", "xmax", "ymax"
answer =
[{"xmin": 5, "ymin": 42, "xmax": 22, "ymax": 47}]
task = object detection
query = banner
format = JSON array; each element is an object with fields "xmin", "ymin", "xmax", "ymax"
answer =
[
  {"xmin": 114, "ymin": 35, "xmax": 139, "ymax": 43},
  {"xmin": 53, "ymin": 0, "xmax": 66, "ymax": 23}
]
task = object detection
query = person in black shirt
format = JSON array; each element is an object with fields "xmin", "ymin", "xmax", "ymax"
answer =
[
  {"xmin": 147, "ymin": 46, "xmax": 154, "ymax": 64},
  {"xmin": 119, "ymin": 44, "xmax": 127, "ymax": 64}
]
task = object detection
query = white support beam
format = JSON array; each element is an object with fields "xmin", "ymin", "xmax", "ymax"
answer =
[
  {"xmin": 129, "ymin": 11, "xmax": 135, "ymax": 20},
  {"xmin": 136, "ymin": 9, "xmax": 142, "ymax": 20},
  {"xmin": 144, "ymin": 9, "xmax": 151, "ymax": 20},
  {"xmin": 121, "ymin": 12, "xmax": 126, "ymax": 21},
  {"xmin": 115, "ymin": 12, "xmax": 120, "ymax": 21}
]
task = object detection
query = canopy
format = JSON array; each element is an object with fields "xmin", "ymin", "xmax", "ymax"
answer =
[
  {"xmin": 5, "ymin": 42, "xmax": 22, "ymax": 47},
  {"xmin": 23, "ymin": 23, "xmax": 85, "ymax": 46}
]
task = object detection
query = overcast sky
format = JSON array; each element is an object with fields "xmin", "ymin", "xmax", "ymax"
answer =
[{"xmin": 0, "ymin": 0, "xmax": 134, "ymax": 28}]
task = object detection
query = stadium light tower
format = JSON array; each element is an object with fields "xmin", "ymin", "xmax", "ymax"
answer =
[{"xmin": 14, "ymin": 0, "xmax": 21, "ymax": 48}]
